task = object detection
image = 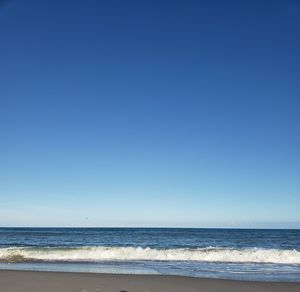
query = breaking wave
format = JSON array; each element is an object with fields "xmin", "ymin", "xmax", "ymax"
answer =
[{"xmin": 0, "ymin": 246, "xmax": 299, "ymax": 264}]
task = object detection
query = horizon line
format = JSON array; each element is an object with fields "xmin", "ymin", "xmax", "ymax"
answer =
[{"xmin": 1, "ymin": 226, "xmax": 299, "ymax": 230}]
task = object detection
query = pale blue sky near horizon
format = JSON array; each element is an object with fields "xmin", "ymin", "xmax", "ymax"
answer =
[{"xmin": 0, "ymin": 0, "xmax": 299, "ymax": 228}]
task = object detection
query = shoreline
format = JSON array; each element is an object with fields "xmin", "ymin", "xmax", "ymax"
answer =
[{"xmin": 0, "ymin": 270, "xmax": 299, "ymax": 292}]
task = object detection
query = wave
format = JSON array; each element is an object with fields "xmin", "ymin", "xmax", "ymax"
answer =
[{"xmin": 0, "ymin": 246, "xmax": 299, "ymax": 264}]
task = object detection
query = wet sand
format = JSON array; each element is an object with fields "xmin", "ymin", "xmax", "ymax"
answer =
[{"xmin": 0, "ymin": 270, "xmax": 299, "ymax": 292}]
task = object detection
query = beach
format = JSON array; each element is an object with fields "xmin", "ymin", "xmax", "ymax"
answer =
[
  {"xmin": 1, "ymin": 0, "xmax": 299, "ymax": 290},
  {"xmin": 0, "ymin": 270, "xmax": 299, "ymax": 292}
]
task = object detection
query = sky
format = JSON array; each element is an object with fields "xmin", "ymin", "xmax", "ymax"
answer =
[{"xmin": 0, "ymin": 0, "xmax": 299, "ymax": 228}]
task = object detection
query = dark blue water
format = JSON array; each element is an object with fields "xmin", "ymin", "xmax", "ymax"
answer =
[{"xmin": 0, "ymin": 228, "xmax": 299, "ymax": 281}]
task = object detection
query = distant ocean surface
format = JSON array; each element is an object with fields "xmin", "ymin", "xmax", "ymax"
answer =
[{"xmin": 0, "ymin": 228, "xmax": 299, "ymax": 281}]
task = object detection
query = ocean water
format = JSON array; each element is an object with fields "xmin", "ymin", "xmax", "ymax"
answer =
[{"xmin": 0, "ymin": 228, "xmax": 299, "ymax": 281}]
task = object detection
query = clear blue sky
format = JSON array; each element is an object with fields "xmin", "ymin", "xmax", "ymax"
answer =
[{"xmin": 0, "ymin": 0, "xmax": 299, "ymax": 228}]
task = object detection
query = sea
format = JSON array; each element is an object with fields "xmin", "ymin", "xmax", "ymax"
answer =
[{"xmin": 0, "ymin": 228, "xmax": 299, "ymax": 282}]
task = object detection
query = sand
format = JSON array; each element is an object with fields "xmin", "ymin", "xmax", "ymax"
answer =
[{"xmin": 0, "ymin": 270, "xmax": 299, "ymax": 292}]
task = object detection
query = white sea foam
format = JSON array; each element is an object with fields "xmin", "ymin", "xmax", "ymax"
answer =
[{"xmin": 0, "ymin": 246, "xmax": 299, "ymax": 264}]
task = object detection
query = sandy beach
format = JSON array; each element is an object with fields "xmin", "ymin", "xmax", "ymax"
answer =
[{"xmin": 0, "ymin": 270, "xmax": 299, "ymax": 292}]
